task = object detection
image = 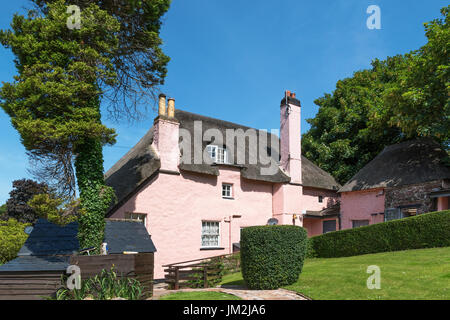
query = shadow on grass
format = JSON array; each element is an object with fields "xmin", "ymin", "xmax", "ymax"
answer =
[{"xmin": 221, "ymin": 279, "xmax": 246, "ymax": 287}]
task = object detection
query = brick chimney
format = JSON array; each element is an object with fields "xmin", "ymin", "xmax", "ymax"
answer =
[
  {"xmin": 152, "ymin": 94, "xmax": 180, "ymax": 172},
  {"xmin": 280, "ymin": 90, "xmax": 302, "ymax": 184}
]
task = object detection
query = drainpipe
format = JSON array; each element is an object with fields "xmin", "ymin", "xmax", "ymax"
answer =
[{"xmin": 225, "ymin": 215, "xmax": 242, "ymax": 254}]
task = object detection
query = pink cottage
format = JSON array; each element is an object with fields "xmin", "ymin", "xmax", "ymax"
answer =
[
  {"xmin": 105, "ymin": 91, "xmax": 340, "ymax": 278},
  {"xmin": 339, "ymin": 138, "xmax": 450, "ymax": 229}
]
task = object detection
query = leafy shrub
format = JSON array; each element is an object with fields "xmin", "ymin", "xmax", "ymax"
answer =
[
  {"xmin": 28, "ymin": 193, "xmax": 83, "ymax": 226},
  {"xmin": 241, "ymin": 225, "xmax": 308, "ymax": 290},
  {"xmin": 309, "ymin": 210, "xmax": 450, "ymax": 258},
  {"xmin": 55, "ymin": 268, "xmax": 144, "ymax": 300},
  {"xmin": 306, "ymin": 237, "xmax": 318, "ymax": 259},
  {"xmin": 0, "ymin": 204, "xmax": 7, "ymax": 220},
  {"xmin": 0, "ymin": 219, "xmax": 29, "ymax": 264}
]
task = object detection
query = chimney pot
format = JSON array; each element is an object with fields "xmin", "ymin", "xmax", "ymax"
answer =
[
  {"xmin": 167, "ymin": 98, "xmax": 175, "ymax": 118},
  {"xmin": 158, "ymin": 94, "xmax": 167, "ymax": 116}
]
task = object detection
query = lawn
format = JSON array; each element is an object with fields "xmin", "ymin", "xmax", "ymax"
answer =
[
  {"xmin": 220, "ymin": 247, "xmax": 450, "ymax": 300},
  {"xmin": 159, "ymin": 291, "xmax": 241, "ymax": 300}
]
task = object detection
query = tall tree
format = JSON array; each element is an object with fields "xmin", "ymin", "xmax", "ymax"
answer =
[
  {"xmin": 381, "ymin": 5, "xmax": 449, "ymax": 146},
  {"xmin": 32, "ymin": 0, "xmax": 171, "ymax": 120},
  {"xmin": 5, "ymin": 179, "xmax": 48, "ymax": 224},
  {"xmin": 303, "ymin": 6, "xmax": 449, "ymax": 185},
  {"xmin": 302, "ymin": 56, "xmax": 407, "ymax": 185},
  {"xmin": 0, "ymin": 0, "xmax": 119, "ymax": 250}
]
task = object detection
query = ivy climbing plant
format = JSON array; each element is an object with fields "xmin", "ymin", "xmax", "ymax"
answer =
[
  {"xmin": 1, "ymin": 0, "xmax": 171, "ymax": 253},
  {"xmin": 0, "ymin": 0, "xmax": 119, "ymax": 252}
]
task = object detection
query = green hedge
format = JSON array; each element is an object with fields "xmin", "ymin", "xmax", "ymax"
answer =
[
  {"xmin": 308, "ymin": 210, "xmax": 450, "ymax": 258},
  {"xmin": 241, "ymin": 225, "xmax": 308, "ymax": 290},
  {"xmin": 0, "ymin": 219, "xmax": 29, "ymax": 264}
]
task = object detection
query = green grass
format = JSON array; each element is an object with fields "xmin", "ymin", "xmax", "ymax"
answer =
[
  {"xmin": 159, "ymin": 291, "xmax": 242, "ymax": 300},
  {"xmin": 220, "ymin": 247, "xmax": 450, "ymax": 300},
  {"xmin": 221, "ymin": 272, "xmax": 245, "ymax": 287}
]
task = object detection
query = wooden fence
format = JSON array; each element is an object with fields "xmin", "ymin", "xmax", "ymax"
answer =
[
  {"xmin": 163, "ymin": 253, "xmax": 240, "ymax": 290},
  {"xmin": 0, "ymin": 271, "xmax": 63, "ymax": 300},
  {"xmin": 69, "ymin": 253, "xmax": 154, "ymax": 298}
]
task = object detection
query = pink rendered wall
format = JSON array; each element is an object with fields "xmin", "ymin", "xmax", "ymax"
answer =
[
  {"xmin": 110, "ymin": 167, "xmax": 274, "ymax": 279},
  {"xmin": 298, "ymin": 187, "xmax": 339, "ymax": 236},
  {"xmin": 303, "ymin": 217, "xmax": 338, "ymax": 237},
  {"xmin": 301, "ymin": 187, "xmax": 339, "ymax": 213},
  {"xmin": 272, "ymin": 183, "xmax": 303, "ymax": 226},
  {"xmin": 151, "ymin": 118, "xmax": 180, "ymax": 172},
  {"xmin": 340, "ymin": 189, "xmax": 385, "ymax": 230}
]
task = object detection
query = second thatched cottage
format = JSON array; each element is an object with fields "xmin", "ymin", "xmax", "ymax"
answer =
[{"xmin": 339, "ymin": 138, "xmax": 450, "ymax": 229}]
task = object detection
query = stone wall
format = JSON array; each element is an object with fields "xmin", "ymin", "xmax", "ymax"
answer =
[{"xmin": 384, "ymin": 180, "xmax": 440, "ymax": 215}]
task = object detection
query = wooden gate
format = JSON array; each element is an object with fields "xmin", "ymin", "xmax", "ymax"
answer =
[{"xmin": 163, "ymin": 254, "xmax": 239, "ymax": 290}]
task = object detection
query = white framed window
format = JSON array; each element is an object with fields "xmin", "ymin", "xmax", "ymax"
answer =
[
  {"xmin": 201, "ymin": 221, "xmax": 220, "ymax": 248},
  {"xmin": 352, "ymin": 220, "xmax": 369, "ymax": 228},
  {"xmin": 222, "ymin": 183, "xmax": 233, "ymax": 199},
  {"xmin": 207, "ymin": 145, "xmax": 229, "ymax": 164},
  {"xmin": 125, "ymin": 212, "xmax": 147, "ymax": 225}
]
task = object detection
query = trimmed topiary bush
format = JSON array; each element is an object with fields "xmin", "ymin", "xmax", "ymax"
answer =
[
  {"xmin": 240, "ymin": 225, "xmax": 308, "ymax": 290},
  {"xmin": 309, "ymin": 210, "xmax": 450, "ymax": 258},
  {"xmin": 0, "ymin": 219, "xmax": 29, "ymax": 264}
]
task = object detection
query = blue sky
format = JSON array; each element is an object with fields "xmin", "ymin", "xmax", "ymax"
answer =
[{"xmin": 0, "ymin": 0, "xmax": 447, "ymax": 203}]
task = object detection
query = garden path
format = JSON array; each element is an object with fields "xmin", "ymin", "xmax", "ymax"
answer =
[{"xmin": 151, "ymin": 283, "xmax": 309, "ymax": 300}]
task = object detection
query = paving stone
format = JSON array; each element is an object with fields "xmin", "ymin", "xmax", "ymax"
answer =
[{"xmin": 151, "ymin": 286, "xmax": 309, "ymax": 301}]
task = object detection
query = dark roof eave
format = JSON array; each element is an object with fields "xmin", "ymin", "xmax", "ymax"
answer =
[
  {"xmin": 304, "ymin": 183, "xmax": 341, "ymax": 191},
  {"xmin": 304, "ymin": 214, "xmax": 339, "ymax": 219},
  {"xmin": 429, "ymin": 189, "xmax": 450, "ymax": 198},
  {"xmin": 179, "ymin": 163, "xmax": 219, "ymax": 176}
]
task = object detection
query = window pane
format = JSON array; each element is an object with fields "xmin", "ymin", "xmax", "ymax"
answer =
[
  {"xmin": 222, "ymin": 184, "xmax": 232, "ymax": 198},
  {"xmin": 207, "ymin": 145, "xmax": 217, "ymax": 162},
  {"xmin": 385, "ymin": 208, "xmax": 403, "ymax": 221},
  {"xmin": 202, "ymin": 222, "xmax": 219, "ymax": 247},
  {"xmin": 352, "ymin": 220, "xmax": 369, "ymax": 228},
  {"xmin": 207, "ymin": 145, "xmax": 230, "ymax": 164}
]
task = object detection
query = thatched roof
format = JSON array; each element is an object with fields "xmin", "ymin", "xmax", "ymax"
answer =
[
  {"xmin": 175, "ymin": 110, "xmax": 291, "ymax": 184},
  {"xmin": 105, "ymin": 128, "xmax": 161, "ymax": 209},
  {"xmin": 305, "ymin": 203, "xmax": 340, "ymax": 218},
  {"xmin": 105, "ymin": 109, "xmax": 340, "ymax": 207},
  {"xmin": 301, "ymin": 156, "xmax": 341, "ymax": 191},
  {"xmin": 339, "ymin": 138, "xmax": 450, "ymax": 193}
]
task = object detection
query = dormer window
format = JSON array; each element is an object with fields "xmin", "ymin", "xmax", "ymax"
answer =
[{"xmin": 207, "ymin": 145, "xmax": 229, "ymax": 164}]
